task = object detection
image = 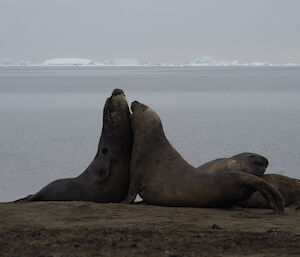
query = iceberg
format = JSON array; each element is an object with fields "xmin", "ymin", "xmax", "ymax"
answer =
[
  {"xmin": 43, "ymin": 58, "xmax": 92, "ymax": 66},
  {"xmin": 284, "ymin": 63, "xmax": 296, "ymax": 66},
  {"xmin": 187, "ymin": 56, "xmax": 294, "ymax": 66},
  {"xmin": 249, "ymin": 62, "xmax": 270, "ymax": 66},
  {"xmin": 0, "ymin": 59, "xmax": 31, "ymax": 66},
  {"xmin": 189, "ymin": 56, "xmax": 220, "ymax": 66},
  {"xmin": 0, "ymin": 56, "xmax": 297, "ymax": 67},
  {"xmin": 99, "ymin": 58, "xmax": 141, "ymax": 66},
  {"xmin": 189, "ymin": 56, "xmax": 242, "ymax": 66}
]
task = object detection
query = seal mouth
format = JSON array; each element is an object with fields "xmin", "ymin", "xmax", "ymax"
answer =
[
  {"xmin": 105, "ymin": 88, "xmax": 126, "ymax": 106},
  {"xmin": 111, "ymin": 89, "xmax": 125, "ymax": 98}
]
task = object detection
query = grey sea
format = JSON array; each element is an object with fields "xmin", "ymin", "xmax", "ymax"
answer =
[{"xmin": 0, "ymin": 66, "xmax": 300, "ymax": 202}]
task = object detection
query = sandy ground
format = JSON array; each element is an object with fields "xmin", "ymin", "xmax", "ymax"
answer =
[{"xmin": 0, "ymin": 202, "xmax": 299, "ymax": 257}]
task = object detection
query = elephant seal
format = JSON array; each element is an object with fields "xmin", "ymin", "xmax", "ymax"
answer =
[
  {"xmin": 16, "ymin": 89, "xmax": 132, "ymax": 202},
  {"xmin": 197, "ymin": 156, "xmax": 300, "ymax": 208},
  {"xmin": 198, "ymin": 152, "xmax": 269, "ymax": 176},
  {"xmin": 239, "ymin": 174, "xmax": 300, "ymax": 208},
  {"xmin": 122, "ymin": 101, "xmax": 284, "ymax": 214}
]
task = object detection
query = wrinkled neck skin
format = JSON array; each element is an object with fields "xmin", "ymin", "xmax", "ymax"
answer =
[
  {"xmin": 131, "ymin": 109, "xmax": 173, "ymax": 164},
  {"xmin": 80, "ymin": 95, "xmax": 132, "ymax": 181},
  {"xmin": 130, "ymin": 107, "xmax": 191, "ymax": 174},
  {"xmin": 96, "ymin": 104, "xmax": 132, "ymax": 159}
]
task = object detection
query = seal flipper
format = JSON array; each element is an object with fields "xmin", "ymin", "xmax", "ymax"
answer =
[
  {"xmin": 245, "ymin": 179, "xmax": 285, "ymax": 214},
  {"xmin": 14, "ymin": 194, "xmax": 34, "ymax": 202},
  {"xmin": 122, "ymin": 182, "xmax": 139, "ymax": 204}
]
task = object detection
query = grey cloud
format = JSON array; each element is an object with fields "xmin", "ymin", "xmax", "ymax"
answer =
[{"xmin": 0, "ymin": 0, "xmax": 299, "ymax": 64}]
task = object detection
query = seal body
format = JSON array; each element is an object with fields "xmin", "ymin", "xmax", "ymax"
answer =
[
  {"xmin": 17, "ymin": 89, "xmax": 132, "ymax": 203},
  {"xmin": 198, "ymin": 152, "xmax": 269, "ymax": 176},
  {"xmin": 123, "ymin": 101, "xmax": 284, "ymax": 214},
  {"xmin": 239, "ymin": 174, "xmax": 300, "ymax": 208},
  {"xmin": 197, "ymin": 156, "xmax": 300, "ymax": 208}
]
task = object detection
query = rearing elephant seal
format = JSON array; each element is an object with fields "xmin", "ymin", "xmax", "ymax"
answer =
[
  {"xmin": 16, "ymin": 89, "xmax": 132, "ymax": 202},
  {"xmin": 198, "ymin": 152, "xmax": 269, "ymax": 176},
  {"xmin": 122, "ymin": 101, "xmax": 284, "ymax": 214}
]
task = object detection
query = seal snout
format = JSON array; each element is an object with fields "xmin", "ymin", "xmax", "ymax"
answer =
[
  {"xmin": 253, "ymin": 156, "xmax": 269, "ymax": 168},
  {"xmin": 249, "ymin": 154, "xmax": 269, "ymax": 168},
  {"xmin": 131, "ymin": 101, "xmax": 140, "ymax": 111},
  {"xmin": 111, "ymin": 89, "xmax": 125, "ymax": 97}
]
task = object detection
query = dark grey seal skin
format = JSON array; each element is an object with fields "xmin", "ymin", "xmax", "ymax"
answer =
[
  {"xmin": 122, "ymin": 101, "xmax": 285, "ymax": 214},
  {"xmin": 197, "ymin": 156, "xmax": 300, "ymax": 208},
  {"xmin": 198, "ymin": 153, "xmax": 269, "ymax": 176},
  {"xmin": 239, "ymin": 174, "xmax": 300, "ymax": 208},
  {"xmin": 16, "ymin": 89, "xmax": 132, "ymax": 203}
]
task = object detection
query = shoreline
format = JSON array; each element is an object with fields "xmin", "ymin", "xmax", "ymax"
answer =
[{"xmin": 1, "ymin": 202, "xmax": 299, "ymax": 257}]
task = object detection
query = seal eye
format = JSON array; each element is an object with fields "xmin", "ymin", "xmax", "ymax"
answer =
[{"xmin": 102, "ymin": 148, "xmax": 108, "ymax": 154}]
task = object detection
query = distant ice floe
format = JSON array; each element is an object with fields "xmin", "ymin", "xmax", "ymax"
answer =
[
  {"xmin": 284, "ymin": 63, "xmax": 296, "ymax": 66},
  {"xmin": 43, "ymin": 58, "xmax": 93, "ymax": 66},
  {"xmin": 97, "ymin": 58, "xmax": 141, "ymax": 66},
  {"xmin": 189, "ymin": 56, "xmax": 240, "ymax": 66},
  {"xmin": 0, "ymin": 56, "xmax": 298, "ymax": 67},
  {"xmin": 0, "ymin": 58, "xmax": 31, "ymax": 66},
  {"xmin": 189, "ymin": 56, "xmax": 273, "ymax": 67}
]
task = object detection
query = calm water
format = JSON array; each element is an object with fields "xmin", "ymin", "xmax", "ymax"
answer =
[{"xmin": 0, "ymin": 66, "xmax": 300, "ymax": 202}]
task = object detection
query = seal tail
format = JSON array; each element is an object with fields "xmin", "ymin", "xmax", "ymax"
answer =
[
  {"xmin": 248, "ymin": 179, "xmax": 285, "ymax": 214},
  {"xmin": 14, "ymin": 194, "xmax": 34, "ymax": 203}
]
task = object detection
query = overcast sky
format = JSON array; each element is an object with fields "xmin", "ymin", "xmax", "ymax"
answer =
[{"xmin": 0, "ymin": 0, "xmax": 299, "ymax": 64}]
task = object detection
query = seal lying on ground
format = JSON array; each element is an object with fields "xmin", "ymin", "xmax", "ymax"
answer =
[
  {"xmin": 197, "ymin": 154, "xmax": 300, "ymax": 208},
  {"xmin": 238, "ymin": 174, "xmax": 300, "ymax": 208},
  {"xmin": 122, "ymin": 101, "xmax": 285, "ymax": 214},
  {"xmin": 16, "ymin": 89, "xmax": 132, "ymax": 202},
  {"xmin": 198, "ymin": 152, "xmax": 269, "ymax": 176}
]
